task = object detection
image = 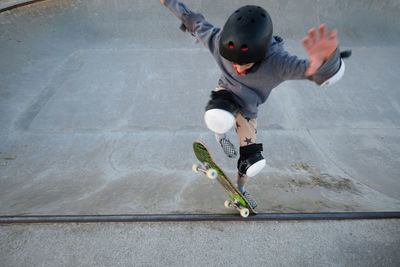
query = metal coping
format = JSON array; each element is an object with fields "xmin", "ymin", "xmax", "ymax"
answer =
[
  {"xmin": 0, "ymin": 0, "xmax": 47, "ymax": 13},
  {"xmin": 1, "ymin": 212, "xmax": 399, "ymax": 224}
]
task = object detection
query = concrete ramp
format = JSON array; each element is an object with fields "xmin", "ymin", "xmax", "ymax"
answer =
[{"xmin": 1, "ymin": 0, "xmax": 400, "ymax": 215}]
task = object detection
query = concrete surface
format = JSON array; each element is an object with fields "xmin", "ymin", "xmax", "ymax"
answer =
[
  {"xmin": 1, "ymin": 1, "xmax": 400, "ymax": 266},
  {"xmin": 1, "ymin": 219, "xmax": 400, "ymax": 266},
  {"xmin": 1, "ymin": 0, "xmax": 400, "ymax": 216}
]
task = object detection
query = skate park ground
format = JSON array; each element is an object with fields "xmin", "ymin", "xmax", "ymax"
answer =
[{"xmin": 1, "ymin": 0, "xmax": 400, "ymax": 266}]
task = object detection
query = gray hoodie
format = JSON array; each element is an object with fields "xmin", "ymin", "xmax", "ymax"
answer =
[{"xmin": 163, "ymin": 0, "xmax": 343, "ymax": 119}]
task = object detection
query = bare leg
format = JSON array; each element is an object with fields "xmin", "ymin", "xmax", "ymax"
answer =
[
  {"xmin": 235, "ymin": 113, "xmax": 257, "ymax": 147},
  {"xmin": 235, "ymin": 113, "xmax": 257, "ymax": 192}
]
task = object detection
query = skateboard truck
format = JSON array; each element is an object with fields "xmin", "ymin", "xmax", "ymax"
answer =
[
  {"xmin": 224, "ymin": 199, "xmax": 250, "ymax": 217},
  {"xmin": 192, "ymin": 163, "xmax": 218, "ymax": 179}
]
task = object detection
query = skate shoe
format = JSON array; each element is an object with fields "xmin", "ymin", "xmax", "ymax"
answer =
[
  {"xmin": 242, "ymin": 191, "xmax": 258, "ymax": 211},
  {"xmin": 218, "ymin": 136, "xmax": 238, "ymax": 158}
]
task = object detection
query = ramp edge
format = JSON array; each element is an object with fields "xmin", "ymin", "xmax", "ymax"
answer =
[
  {"xmin": 0, "ymin": 0, "xmax": 47, "ymax": 13},
  {"xmin": 1, "ymin": 212, "xmax": 399, "ymax": 224}
]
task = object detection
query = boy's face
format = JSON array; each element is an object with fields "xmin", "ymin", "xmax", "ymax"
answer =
[{"xmin": 232, "ymin": 62, "xmax": 255, "ymax": 73}]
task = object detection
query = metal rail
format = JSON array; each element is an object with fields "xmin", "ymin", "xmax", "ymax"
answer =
[{"xmin": 1, "ymin": 212, "xmax": 399, "ymax": 224}]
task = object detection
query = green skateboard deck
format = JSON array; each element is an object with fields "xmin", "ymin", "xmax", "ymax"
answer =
[{"xmin": 192, "ymin": 140, "xmax": 257, "ymax": 217}]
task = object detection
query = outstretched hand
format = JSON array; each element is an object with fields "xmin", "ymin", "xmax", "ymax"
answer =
[{"xmin": 302, "ymin": 24, "xmax": 338, "ymax": 76}]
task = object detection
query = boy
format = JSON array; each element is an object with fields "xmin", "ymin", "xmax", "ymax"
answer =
[{"xmin": 160, "ymin": 0, "xmax": 347, "ymax": 209}]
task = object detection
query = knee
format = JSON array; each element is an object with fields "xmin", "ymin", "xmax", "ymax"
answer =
[
  {"xmin": 237, "ymin": 143, "xmax": 266, "ymax": 177},
  {"xmin": 204, "ymin": 90, "xmax": 238, "ymax": 134}
]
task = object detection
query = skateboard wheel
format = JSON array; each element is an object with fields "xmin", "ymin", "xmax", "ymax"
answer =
[
  {"xmin": 206, "ymin": 169, "xmax": 217, "ymax": 179},
  {"xmin": 224, "ymin": 200, "xmax": 232, "ymax": 209},
  {"xmin": 192, "ymin": 163, "xmax": 200, "ymax": 173},
  {"xmin": 240, "ymin": 208, "xmax": 250, "ymax": 218}
]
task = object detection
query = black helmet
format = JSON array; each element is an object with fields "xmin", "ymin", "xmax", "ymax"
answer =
[{"xmin": 219, "ymin": 5, "xmax": 273, "ymax": 65}]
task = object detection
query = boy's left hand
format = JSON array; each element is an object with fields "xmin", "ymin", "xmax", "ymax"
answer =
[{"xmin": 302, "ymin": 24, "xmax": 338, "ymax": 76}]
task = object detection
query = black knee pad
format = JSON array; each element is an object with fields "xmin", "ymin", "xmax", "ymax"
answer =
[
  {"xmin": 205, "ymin": 90, "xmax": 239, "ymax": 116},
  {"xmin": 237, "ymin": 143, "xmax": 266, "ymax": 177}
]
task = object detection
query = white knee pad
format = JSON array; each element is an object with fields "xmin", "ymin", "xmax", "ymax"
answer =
[
  {"xmin": 246, "ymin": 159, "xmax": 266, "ymax": 177},
  {"xmin": 204, "ymin": 108, "xmax": 235, "ymax": 134}
]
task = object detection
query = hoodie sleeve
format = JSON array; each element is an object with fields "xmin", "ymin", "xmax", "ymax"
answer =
[
  {"xmin": 271, "ymin": 47, "xmax": 344, "ymax": 86},
  {"xmin": 162, "ymin": 0, "xmax": 221, "ymax": 54}
]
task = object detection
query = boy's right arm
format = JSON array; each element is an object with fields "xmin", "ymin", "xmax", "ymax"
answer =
[
  {"xmin": 160, "ymin": 0, "xmax": 221, "ymax": 54},
  {"xmin": 160, "ymin": 0, "xmax": 192, "ymax": 23}
]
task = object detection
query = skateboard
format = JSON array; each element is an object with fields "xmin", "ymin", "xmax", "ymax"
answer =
[{"xmin": 192, "ymin": 140, "xmax": 257, "ymax": 217}]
